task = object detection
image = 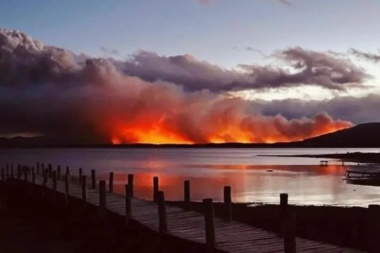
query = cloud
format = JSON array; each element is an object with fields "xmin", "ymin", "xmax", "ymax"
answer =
[
  {"xmin": 0, "ymin": 29, "xmax": 351, "ymax": 144},
  {"xmin": 198, "ymin": 0, "xmax": 214, "ymax": 4},
  {"xmin": 351, "ymin": 48, "xmax": 380, "ymax": 63},
  {"xmin": 256, "ymin": 94, "xmax": 380, "ymax": 124},
  {"xmin": 277, "ymin": 0, "xmax": 291, "ymax": 5},
  {"xmin": 0, "ymin": 28, "xmax": 79, "ymax": 86},
  {"xmin": 100, "ymin": 46, "xmax": 120, "ymax": 56},
  {"xmin": 245, "ymin": 47, "xmax": 267, "ymax": 57},
  {"xmin": 121, "ymin": 47, "xmax": 369, "ymax": 92}
]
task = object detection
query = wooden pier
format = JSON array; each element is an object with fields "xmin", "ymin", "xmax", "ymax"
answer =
[{"xmin": 0, "ymin": 163, "xmax": 365, "ymax": 253}]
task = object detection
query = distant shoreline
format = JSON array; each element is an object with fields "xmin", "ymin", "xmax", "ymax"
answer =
[
  {"xmin": 2, "ymin": 143, "xmax": 380, "ymax": 148},
  {"xmin": 260, "ymin": 152, "xmax": 380, "ymax": 164}
]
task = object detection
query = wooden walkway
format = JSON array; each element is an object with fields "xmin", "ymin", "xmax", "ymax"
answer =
[{"xmin": 2, "ymin": 166, "xmax": 362, "ymax": 253}]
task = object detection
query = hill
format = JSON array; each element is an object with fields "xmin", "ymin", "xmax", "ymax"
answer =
[
  {"xmin": 1, "ymin": 123, "xmax": 380, "ymax": 148},
  {"xmin": 294, "ymin": 123, "xmax": 380, "ymax": 148}
]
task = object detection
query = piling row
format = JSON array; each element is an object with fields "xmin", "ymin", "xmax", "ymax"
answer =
[{"xmin": 0, "ymin": 162, "xmax": 368, "ymax": 253}]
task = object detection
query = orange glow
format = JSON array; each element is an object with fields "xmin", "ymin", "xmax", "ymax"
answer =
[
  {"xmin": 107, "ymin": 119, "xmax": 350, "ymax": 145},
  {"xmin": 106, "ymin": 164, "xmax": 347, "ymax": 201},
  {"xmin": 110, "ymin": 121, "xmax": 194, "ymax": 145}
]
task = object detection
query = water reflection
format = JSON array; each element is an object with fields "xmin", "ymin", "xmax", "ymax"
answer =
[
  {"xmin": 1, "ymin": 148, "xmax": 380, "ymax": 207},
  {"xmin": 96, "ymin": 163, "xmax": 380, "ymax": 206}
]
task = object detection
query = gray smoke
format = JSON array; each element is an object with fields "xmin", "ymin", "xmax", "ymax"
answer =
[
  {"xmin": 351, "ymin": 48, "xmax": 380, "ymax": 63},
  {"xmin": 122, "ymin": 48, "xmax": 368, "ymax": 92},
  {"xmin": 0, "ymin": 29, "xmax": 355, "ymax": 143}
]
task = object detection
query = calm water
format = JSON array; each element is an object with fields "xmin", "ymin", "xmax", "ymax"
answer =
[{"xmin": 1, "ymin": 148, "xmax": 380, "ymax": 207}]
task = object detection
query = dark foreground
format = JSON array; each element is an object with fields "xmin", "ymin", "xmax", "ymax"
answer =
[
  {"xmin": 169, "ymin": 202, "xmax": 369, "ymax": 252},
  {"xmin": 0, "ymin": 180, "xmax": 210, "ymax": 253},
  {"xmin": 0, "ymin": 178, "xmax": 369, "ymax": 252}
]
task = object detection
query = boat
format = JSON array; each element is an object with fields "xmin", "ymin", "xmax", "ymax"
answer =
[{"xmin": 344, "ymin": 165, "xmax": 380, "ymax": 186}]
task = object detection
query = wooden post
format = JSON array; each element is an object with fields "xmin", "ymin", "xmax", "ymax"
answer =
[
  {"xmin": 280, "ymin": 193, "xmax": 289, "ymax": 221},
  {"xmin": 125, "ymin": 184, "xmax": 131, "ymax": 225},
  {"xmin": 109, "ymin": 172, "xmax": 114, "ymax": 193},
  {"xmin": 32, "ymin": 168, "xmax": 36, "ymax": 184},
  {"xmin": 184, "ymin": 180, "xmax": 190, "ymax": 211},
  {"xmin": 52, "ymin": 171, "xmax": 57, "ymax": 191},
  {"xmin": 157, "ymin": 191, "xmax": 168, "ymax": 235},
  {"xmin": 6, "ymin": 165, "xmax": 9, "ymax": 179},
  {"xmin": 48, "ymin": 164, "xmax": 52, "ymax": 178},
  {"xmin": 65, "ymin": 173, "xmax": 70, "ymax": 195},
  {"xmin": 23, "ymin": 167, "xmax": 28, "ymax": 181},
  {"xmin": 368, "ymin": 205, "xmax": 380, "ymax": 253},
  {"xmin": 79, "ymin": 168, "xmax": 83, "ymax": 185},
  {"xmin": 42, "ymin": 169, "xmax": 48, "ymax": 187},
  {"xmin": 153, "ymin": 176, "xmax": 159, "ymax": 202},
  {"xmin": 36, "ymin": 162, "xmax": 40, "ymax": 175},
  {"xmin": 91, "ymin": 170, "xmax": 96, "ymax": 189},
  {"xmin": 66, "ymin": 167, "xmax": 71, "ymax": 184},
  {"xmin": 128, "ymin": 174, "xmax": 134, "ymax": 197},
  {"xmin": 10, "ymin": 165, "xmax": 14, "ymax": 179},
  {"xmin": 224, "ymin": 186, "xmax": 232, "ymax": 221},
  {"xmin": 282, "ymin": 211, "xmax": 296, "ymax": 253},
  {"xmin": 17, "ymin": 165, "xmax": 21, "ymax": 179},
  {"xmin": 99, "ymin": 180, "xmax": 106, "ymax": 219},
  {"xmin": 57, "ymin": 165, "xmax": 61, "ymax": 181},
  {"xmin": 203, "ymin": 198, "xmax": 215, "ymax": 251},
  {"xmin": 81, "ymin": 175, "xmax": 87, "ymax": 201}
]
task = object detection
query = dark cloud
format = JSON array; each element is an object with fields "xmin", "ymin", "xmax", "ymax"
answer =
[
  {"xmin": 245, "ymin": 47, "xmax": 267, "ymax": 57},
  {"xmin": 0, "ymin": 29, "xmax": 352, "ymax": 144},
  {"xmin": 351, "ymin": 48, "xmax": 380, "ymax": 63},
  {"xmin": 0, "ymin": 28, "xmax": 368, "ymax": 92},
  {"xmin": 198, "ymin": 0, "xmax": 214, "ymax": 4},
  {"xmin": 257, "ymin": 94, "xmax": 380, "ymax": 124},
  {"xmin": 272, "ymin": 47, "xmax": 369, "ymax": 90},
  {"xmin": 100, "ymin": 46, "xmax": 120, "ymax": 56},
  {"xmin": 277, "ymin": 0, "xmax": 292, "ymax": 5},
  {"xmin": 0, "ymin": 28, "xmax": 79, "ymax": 86},
  {"xmin": 121, "ymin": 47, "xmax": 369, "ymax": 92}
]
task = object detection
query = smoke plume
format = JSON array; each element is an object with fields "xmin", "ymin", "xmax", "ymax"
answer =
[
  {"xmin": 0, "ymin": 29, "xmax": 352, "ymax": 144},
  {"xmin": 121, "ymin": 47, "xmax": 368, "ymax": 92},
  {"xmin": 351, "ymin": 48, "xmax": 380, "ymax": 63}
]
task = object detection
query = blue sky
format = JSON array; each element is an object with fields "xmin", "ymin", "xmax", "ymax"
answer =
[{"xmin": 2, "ymin": 0, "xmax": 380, "ymax": 69}]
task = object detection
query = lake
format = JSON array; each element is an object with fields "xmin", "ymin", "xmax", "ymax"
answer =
[{"xmin": 1, "ymin": 148, "xmax": 380, "ymax": 207}]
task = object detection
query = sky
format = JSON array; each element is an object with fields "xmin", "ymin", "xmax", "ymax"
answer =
[
  {"xmin": 0, "ymin": 0, "xmax": 380, "ymax": 144},
  {"xmin": 2, "ymin": 0, "xmax": 380, "ymax": 67}
]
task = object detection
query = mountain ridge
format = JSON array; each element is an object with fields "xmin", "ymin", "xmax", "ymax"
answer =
[{"xmin": 0, "ymin": 123, "xmax": 379, "ymax": 148}]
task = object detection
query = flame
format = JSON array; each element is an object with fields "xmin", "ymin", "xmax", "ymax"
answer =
[
  {"xmin": 110, "ymin": 119, "xmax": 194, "ymax": 145},
  {"xmin": 108, "ymin": 117, "xmax": 350, "ymax": 145}
]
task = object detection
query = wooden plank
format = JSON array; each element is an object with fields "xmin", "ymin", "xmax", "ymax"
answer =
[{"xmin": 14, "ymin": 175, "xmax": 362, "ymax": 253}]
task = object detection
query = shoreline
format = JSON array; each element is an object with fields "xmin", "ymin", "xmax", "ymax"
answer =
[{"xmin": 259, "ymin": 151, "xmax": 380, "ymax": 164}]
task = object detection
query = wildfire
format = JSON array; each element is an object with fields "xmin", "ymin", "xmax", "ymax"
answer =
[
  {"xmin": 109, "ymin": 118, "xmax": 194, "ymax": 145},
  {"xmin": 108, "ymin": 117, "xmax": 351, "ymax": 145}
]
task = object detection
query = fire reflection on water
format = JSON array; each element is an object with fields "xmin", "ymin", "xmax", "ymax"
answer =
[
  {"xmin": 2, "ymin": 148, "xmax": 380, "ymax": 207},
  {"xmin": 98, "ymin": 163, "xmax": 373, "ymax": 206}
]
